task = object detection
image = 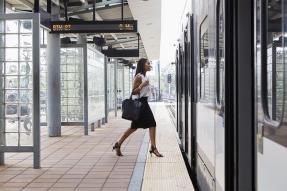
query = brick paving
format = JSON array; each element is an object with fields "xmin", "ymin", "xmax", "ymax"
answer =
[{"xmin": 0, "ymin": 114, "xmax": 146, "ymax": 191}]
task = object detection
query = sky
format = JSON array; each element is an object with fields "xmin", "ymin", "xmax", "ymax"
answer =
[{"xmin": 160, "ymin": 0, "xmax": 190, "ymax": 66}]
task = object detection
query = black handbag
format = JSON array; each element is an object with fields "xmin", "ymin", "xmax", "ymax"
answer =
[{"xmin": 122, "ymin": 94, "xmax": 142, "ymax": 121}]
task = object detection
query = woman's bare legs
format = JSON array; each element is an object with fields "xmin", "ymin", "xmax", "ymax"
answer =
[
  {"xmin": 149, "ymin": 127, "xmax": 163, "ymax": 157},
  {"xmin": 117, "ymin": 128, "xmax": 137, "ymax": 146},
  {"xmin": 113, "ymin": 128, "xmax": 137, "ymax": 156},
  {"xmin": 149, "ymin": 127, "xmax": 156, "ymax": 146}
]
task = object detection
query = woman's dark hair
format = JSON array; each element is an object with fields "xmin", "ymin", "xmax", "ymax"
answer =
[{"xmin": 135, "ymin": 58, "xmax": 148, "ymax": 76}]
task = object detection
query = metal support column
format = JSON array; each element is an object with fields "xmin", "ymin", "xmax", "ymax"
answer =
[
  {"xmin": 47, "ymin": 0, "xmax": 51, "ymax": 13},
  {"xmin": 121, "ymin": 0, "xmax": 124, "ymax": 20},
  {"xmin": 114, "ymin": 60, "xmax": 118, "ymax": 117},
  {"xmin": 104, "ymin": 57, "xmax": 108, "ymax": 123},
  {"xmin": 158, "ymin": 62, "xmax": 161, "ymax": 101},
  {"xmin": 122, "ymin": 67, "xmax": 125, "ymax": 101},
  {"xmin": 33, "ymin": 14, "xmax": 41, "ymax": 169},
  {"xmin": 122, "ymin": 67, "xmax": 124, "ymax": 105},
  {"xmin": 78, "ymin": 35, "xmax": 88, "ymax": 135},
  {"xmin": 93, "ymin": 1, "xmax": 96, "ymax": 21},
  {"xmin": 47, "ymin": 6, "xmax": 61, "ymax": 137},
  {"xmin": 0, "ymin": 0, "xmax": 5, "ymax": 166},
  {"xmin": 64, "ymin": 0, "xmax": 68, "ymax": 21},
  {"xmin": 34, "ymin": 0, "xmax": 39, "ymax": 13},
  {"xmin": 129, "ymin": 67, "xmax": 131, "ymax": 94}
]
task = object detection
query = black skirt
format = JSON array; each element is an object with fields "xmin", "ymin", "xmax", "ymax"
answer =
[{"xmin": 131, "ymin": 97, "xmax": 156, "ymax": 129}]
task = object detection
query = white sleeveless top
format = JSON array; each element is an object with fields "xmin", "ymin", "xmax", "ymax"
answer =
[{"xmin": 132, "ymin": 74, "xmax": 151, "ymax": 99}]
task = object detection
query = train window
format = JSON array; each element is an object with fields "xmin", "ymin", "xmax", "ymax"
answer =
[
  {"xmin": 261, "ymin": 0, "xmax": 285, "ymax": 124},
  {"xmin": 216, "ymin": 3, "xmax": 225, "ymax": 105},
  {"xmin": 200, "ymin": 31, "xmax": 208, "ymax": 101},
  {"xmin": 199, "ymin": 17, "xmax": 209, "ymax": 102},
  {"xmin": 267, "ymin": 43, "xmax": 284, "ymax": 121}
]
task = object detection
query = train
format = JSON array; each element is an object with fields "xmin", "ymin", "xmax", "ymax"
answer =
[{"xmin": 174, "ymin": 0, "xmax": 287, "ymax": 191}]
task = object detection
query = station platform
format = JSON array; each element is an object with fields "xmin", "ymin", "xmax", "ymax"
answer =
[{"xmin": 0, "ymin": 102, "xmax": 194, "ymax": 191}]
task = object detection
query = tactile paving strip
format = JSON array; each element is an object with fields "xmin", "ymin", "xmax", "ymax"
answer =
[{"xmin": 141, "ymin": 102, "xmax": 194, "ymax": 191}]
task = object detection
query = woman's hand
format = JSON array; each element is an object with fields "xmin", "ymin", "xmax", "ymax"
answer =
[
  {"xmin": 132, "ymin": 76, "xmax": 149, "ymax": 95},
  {"xmin": 141, "ymin": 80, "xmax": 149, "ymax": 88}
]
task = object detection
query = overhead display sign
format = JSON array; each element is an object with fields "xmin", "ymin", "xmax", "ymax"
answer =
[
  {"xmin": 50, "ymin": 20, "xmax": 137, "ymax": 33},
  {"xmin": 102, "ymin": 48, "xmax": 139, "ymax": 58}
]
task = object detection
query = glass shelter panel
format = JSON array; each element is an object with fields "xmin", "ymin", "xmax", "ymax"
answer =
[
  {"xmin": 39, "ymin": 46, "xmax": 84, "ymax": 124},
  {"xmin": 0, "ymin": 19, "xmax": 34, "ymax": 147},
  {"xmin": 87, "ymin": 45, "xmax": 105, "ymax": 122},
  {"xmin": 61, "ymin": 47, "xmax": 84, "ymax": 123},
  {"xmin": 107, "ymin": 61, "xmax": 115, "ymax": 112},
  {"xmin": 40, "ymin": 48, "xmax": 47, "ymax": 123},
  {"xmin": 123, "ymin": 67, "xmax": 131, "ymax": 99},
  {"xmin": 117, "ymin": 64, "xmax": 124, "ymax": 108}
]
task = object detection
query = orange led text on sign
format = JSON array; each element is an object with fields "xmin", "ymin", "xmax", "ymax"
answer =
[
  {"xmin": 118, "ymin": 24, "xmax": 134, "ymax": 31},
  {"xmin": 52, "ymin": 24, "xmax": 72, "ymax": 31}
]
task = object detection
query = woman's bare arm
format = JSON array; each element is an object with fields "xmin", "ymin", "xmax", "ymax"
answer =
[{"xmin": 132, "ymin": 75, "xmax": 142, "ymax": 95}]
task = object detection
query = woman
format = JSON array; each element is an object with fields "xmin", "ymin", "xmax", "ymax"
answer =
[{"xmin": 112, "ymin": 58, "xmax": 163, "ymax": 157}]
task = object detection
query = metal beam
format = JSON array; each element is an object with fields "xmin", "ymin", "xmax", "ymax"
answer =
[
  {"xmin": 0, "ymin": 146, "xmax": 34, "ymax": 152},
  {"xmin": 67, "ymin": 0, "xmax": 127, "ymax": 11},
  {"xmin": 66, "ymin": 3, "xmax": 128, "ymax": 16},
  {"xmin": 106, "ymin": 37, "xmax": 138, "ymax": 46},
  {"xmin": 18, "ymin": 0, "xmax": 33, "ymax": 9},
  {"xmin": 88, "ymin": 0, "xmax": 126, "ymax": 7},
  {"xmin": 110, "ymin": 34, "xmax": 125, "ymax": 49}
]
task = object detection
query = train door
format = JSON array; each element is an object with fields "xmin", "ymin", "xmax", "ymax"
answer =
[
  {"xmin": 184, "ymin": 27, "xmax": 190, "ymax": 156},
  {"xmin": 215, "ymin": 0, "xmax": 225, "ymax": 190},
  {"xmin": 196, "ymin": 9, "xmax": 217, "ymax": 190},
  {"xmin": 188, "ymin": 15, "xmax": 197, "ymax": 169},
  {"xmin": 180, "ymin": 45, "xmax": 183, "ymax": 141},
  {"xmin": 176, "ymin": 45, "xmax": 184, "ymax": 142},
  {"xmin": 255, "ymin": 0, "xmax": 287, "ymax": 190},
  {"xmin": 176, "ymin": 50, "xmax": 180, "ymax": 134},
  {"xmin": 181, "ymin": 40, "xmax": 188, "ymax": 151}
]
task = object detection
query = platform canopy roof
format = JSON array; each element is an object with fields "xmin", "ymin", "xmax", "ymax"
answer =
[
  {"xmin": 5, "ymin": 0, "xmax": 161, "ymax": 61},
  {"xmin": 127, "ymin": 0, "xmax": 161, "ymax": 61}
]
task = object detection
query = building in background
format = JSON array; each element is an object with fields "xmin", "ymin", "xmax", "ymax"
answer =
[
  {"xmin": 148, "ymin": 60, "xmax": 161, "ymax": 101},
  {"xmin": 160, "ymin": 63, "xmax": 176, "ymax": 101}
]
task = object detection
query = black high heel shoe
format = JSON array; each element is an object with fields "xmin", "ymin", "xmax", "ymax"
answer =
[
  {"xmin": 149, "ymin": 145, "xmax": 163, "ymax": 157},
  {"xmin": 112, "ymin": 142, "xmax": 123, "ymax": 156}
]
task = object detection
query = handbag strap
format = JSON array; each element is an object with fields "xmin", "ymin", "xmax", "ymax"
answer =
[{"xmin": 130, "ymin": 92, "xmax": 140, "ymax": 100}]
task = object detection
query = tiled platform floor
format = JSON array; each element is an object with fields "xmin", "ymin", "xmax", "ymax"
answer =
[
  {"xmin": 0, "ymin": 113, "xmax": 146, "ymax": 191},
  {"xmin": 0, "ymin": 102, "xmax": 194, "ymax": 191}
]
